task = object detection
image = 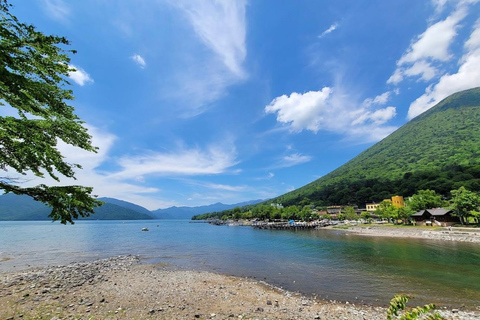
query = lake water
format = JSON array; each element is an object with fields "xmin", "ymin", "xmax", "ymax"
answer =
[{"xmin": 1, "ymin": 220, "xmax": 480, "ymax": 309}]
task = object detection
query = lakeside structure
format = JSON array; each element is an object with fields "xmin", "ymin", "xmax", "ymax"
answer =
[
  {"xmin": 411, "ymin": 208, "xmax": 459, "ymax": 226},
  {"xmin": 366, "ymin": 195, "xmax": 405, "ymax": 212}
]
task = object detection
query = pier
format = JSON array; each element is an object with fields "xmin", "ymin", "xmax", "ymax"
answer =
[{"xmin": 252, "ymin": 221, "xmax": 327, "ymax": 230}]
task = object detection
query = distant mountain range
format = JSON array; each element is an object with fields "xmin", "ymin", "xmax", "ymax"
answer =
[
  {"xmin": 150, "ymin": 200, "xmax": 264, "ymax": 220},
  {"xmin": 0, "ymin": 193, "xmax": 263, "ymax": 221}
]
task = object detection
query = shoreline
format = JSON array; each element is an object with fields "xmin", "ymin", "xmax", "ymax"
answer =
[
  {"xmin": 329, "ymin": 225, "xmax": 480, "ymax": 243},
  {"xmin": 1, "ymin": 256, "xmax": 479, "ymax": 319}
]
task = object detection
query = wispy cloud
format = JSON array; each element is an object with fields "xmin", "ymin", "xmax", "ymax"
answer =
[
  {"xmin": 163, "ymin": 0, "xmax": 247, "ymax": 114},
  {"xmin": 318, "ymin": 23, "xmax": 339, "ymax": 38},
  {"xmin": 189, "ymin": 181, "xmax": 246, "ymax": 192},
  {"xmin": 265, "ymin": 87, "xmax": 398, "ymax": 143},
  {"xmin": 5, "ymin": 125, "xmax": 169, "ymax": 210},
  {"xmin": 41, "ymin": 0, "xmax": 70, "ymax": 23},
  {"xmin": 269, "ymin": 153, "xmax": 312, "ymax": 169},
  {"xmin": 131, "ymin": 54, "xmax": 146, "ymax": 68},
  {"xmin": 68, "ymin": 65, "xmax": 94, "ymax": 86},
  {"xmin": 112, "ymin": 144, "xmax": 238, "ymax": 180},
  {"xmin": 174, "ymin": 0, "xmax": 247, "ymax": 78}
]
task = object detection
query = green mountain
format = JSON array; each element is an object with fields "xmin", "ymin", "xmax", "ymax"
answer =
[
  {"xmin": 268, "ymin": 87, "xmax": 480, "ymax": 207},
  {"xmin": 0, "ymin": 194, "xmax": 153, "ymax": 221}
]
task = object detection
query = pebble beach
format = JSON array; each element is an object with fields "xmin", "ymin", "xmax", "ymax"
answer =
[
  {"xmin": 337, "ymin": 225, "xmax": 480, "ymax": 243},
  {"xmin": 1, "ymin": 255, "xmax": 480, "ymax": 320}
]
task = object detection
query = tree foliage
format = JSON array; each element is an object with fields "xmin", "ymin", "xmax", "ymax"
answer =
[
  {"xmin": 0, "ymin": 2, "xmax": 102, "ymax": 224},
  {"xmin": 406, "ymin": 190, "xmax": 445, "ymax": 212},
  {"xmin": 450, "ymin": 186, "xmax": 480, "ymax": 225}
]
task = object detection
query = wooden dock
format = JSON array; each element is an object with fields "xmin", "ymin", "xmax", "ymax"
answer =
[{"xmin": 252, "ymin": 221, "xmax": 325, "ymax": 230}]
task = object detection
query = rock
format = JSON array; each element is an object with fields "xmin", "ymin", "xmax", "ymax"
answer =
[
  {"xmin": 266, "ymin": 300, "xmax": 272, "ymax": 305},
  {"xmin": 148, "ymin": 309, "xmax": 155, "ymax": 315},
  {"xmin": 256, "ymin": 307, "xmax": 264, "ymax": 312}
]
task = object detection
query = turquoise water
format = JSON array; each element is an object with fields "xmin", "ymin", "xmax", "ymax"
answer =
[{"xmin": 1, "ymin": 220, "xmax": 480, "ymax": 308}]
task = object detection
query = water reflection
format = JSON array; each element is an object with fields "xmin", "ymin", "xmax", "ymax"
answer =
[{"xmin": 1, "ymin": 221, "xmax": 479, "ymax": 308}]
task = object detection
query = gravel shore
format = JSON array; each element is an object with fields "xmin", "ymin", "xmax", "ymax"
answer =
[
  {"xmin": 336, "ymin": 225, "xmax": 480, "ymax": 243},
  {"xmin": 1, "ymin": 256, "xmax": 479, "ymax": 320}
]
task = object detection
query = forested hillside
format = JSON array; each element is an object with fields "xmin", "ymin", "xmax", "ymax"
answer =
[{"xmin": 268, "ymin": 87, "xmax": 480, "ymax": 207}]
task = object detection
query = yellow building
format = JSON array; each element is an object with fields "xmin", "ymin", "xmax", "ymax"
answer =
[
  {"xmin": 366, "ymin": 203, "xmax": 380, "ymax": 212},
  {"xmin": 391, "ymin": 196, "xmax": 404, "ymax": 207},
  {"xmin": 366, "ymin": 196, "xmax": 404, "ymax": 211}
]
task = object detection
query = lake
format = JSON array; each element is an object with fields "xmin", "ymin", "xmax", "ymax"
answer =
[{"xmin": 1, "ymin": 220, "xmax": 479, "ymax": 309}]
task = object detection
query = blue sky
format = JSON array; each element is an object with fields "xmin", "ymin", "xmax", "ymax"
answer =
[{"xmin": 8, "ymin": 0, "xmax": 480, "ymax": 210}]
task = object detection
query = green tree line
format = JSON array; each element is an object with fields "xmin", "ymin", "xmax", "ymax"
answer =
[{"xmin": 193, "ymin": 187, "xmax": 480, "ymax": 225}]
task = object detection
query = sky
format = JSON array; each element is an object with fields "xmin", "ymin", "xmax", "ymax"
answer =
[{"xmin": 6, "ymin": 0, "xmax": 480, "ymax": 210}]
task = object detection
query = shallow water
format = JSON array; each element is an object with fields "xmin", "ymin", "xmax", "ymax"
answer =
[{"xmin": 1, "ymin": 220, "xmax": 479, "ymax": 308}]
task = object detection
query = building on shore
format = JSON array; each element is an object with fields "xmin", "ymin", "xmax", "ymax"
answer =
[
  {"xmin": 411, "ymin": 208, "xmax": 459, "ymax": 227},
  {"xmin": 366, "ymin": 195, "xmax": 405, "ymax": 212}
]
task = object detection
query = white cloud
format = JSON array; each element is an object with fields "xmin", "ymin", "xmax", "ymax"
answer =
[
  {"xmin": 388, "ymin": 6, "xmax": 468, "ymax": 84},
  {"xmin": 319, "ymin": 23, "xmax": 339, "ymax": 38},
  {"xmin": 362, "ymin": 91, "xmax": 391, "ymax": 107},
  {"xmin": 407, "ymin": 20, "xmax": 480, "ymax": 119},
  {"xmin": 41, "ymin": 0, "xmax": 70, "ymax": 23},
  {"xmin": 173, "ymin": 0, "xmax": 247, "ymax": 78},
  {"xmin": 387, "ymin": 69, "xmax": 404, "ymax": 85},
  {"xmin": 403, "ymin": 60, "xmax": 437, "ymax": 81},
  {"xmin": 465, "ymin": 19, "xmax": 480, "ymax": 52},
  {"xmin": 131, "ymin": 54, "xmax": 146, "ymax": 68},
  {"xmin": 400, "ymin": 8, "xmax": 466, "ymax": 64},
  {"xmin": 352, "ymin": 106, "xmax": 397, "ymax": 125},
  {"xmin": 68, "ymin": 65, "xmax": 94, "ymax": 86},
  {"xmin": 265, "ymin": 87, "xmax": 398, "ymax": 143},
  {"xmin": 265, "ymin": 88, "xmax": 331, "ymax": 133}
]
